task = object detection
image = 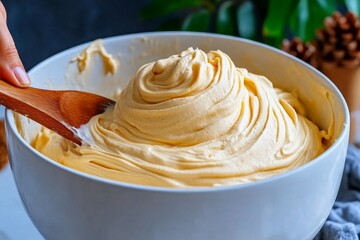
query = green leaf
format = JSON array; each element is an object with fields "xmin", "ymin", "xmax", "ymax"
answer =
[
  {"xmin": 181, "ymin": 9, "xmax": 212, "ymax": 32},
  {"xmin": 289, "ymin": 0, "xmax": 335, "ymax": 41},
  {"xmin": 262, "ymin": 0, "xmax": 298, "ymax": 45},
  {"xmin": 317, "ymin": 0, "xmax": 336, "ymax": 14},
  {"xmin": 216, "ymin": 1, "xmax": 237, "ymax": 35},
  {"xmin": 236, "ymin": 1, "xmax": 256, "ymax": 39},
  {"xmin": 292, "ymin": 0, "xmax": 310, "ymax": 39},
  {"xmin": 141, "ymin": 0, "xmax": 203, "ymax": 20},
  {"xmin": 344, "ymin": 0, "xmax": 360, "ymax": 16},
  {"xmin": 316, "ymin": 0, "xmax": 331, "ymax": 8}
]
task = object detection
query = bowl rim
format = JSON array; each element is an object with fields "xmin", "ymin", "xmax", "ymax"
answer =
[{"xmin": 6, "ymin": 31, "xmax": 350, "ymax": 193}]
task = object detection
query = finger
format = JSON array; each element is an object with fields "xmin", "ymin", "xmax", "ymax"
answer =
[
  {"xmin": 0, "ymin": 2, "xmax": 6, "ymax": 21},
  {"xmin": 0, "ymin": 2, "xmax": 30, "ymax": 87}
]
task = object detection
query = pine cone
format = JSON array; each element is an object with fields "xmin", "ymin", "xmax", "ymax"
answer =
[
  {"xmin": 281, "ymin": 38, "xmax": 318, "ymax": 68},
  {"xmin": 316, "ymin": 11, "xmax": 360, "ymax": 67}
]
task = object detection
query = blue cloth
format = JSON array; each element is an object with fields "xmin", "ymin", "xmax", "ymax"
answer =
[{"xmin": 316, "ymin": 145, "xmax": 360, "ymax": 240}]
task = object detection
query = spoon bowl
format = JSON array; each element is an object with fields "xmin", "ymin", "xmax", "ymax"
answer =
[{"xmin": 0, "ymin": 80, "xmax": 115, "ymax": 145}]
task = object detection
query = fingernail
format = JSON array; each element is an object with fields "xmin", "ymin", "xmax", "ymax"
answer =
[{"xmin": 13, "ymin": 66, "xmax": 31, "ymax": 86}]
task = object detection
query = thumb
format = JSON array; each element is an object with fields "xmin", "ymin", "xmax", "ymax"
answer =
[{"xmin": 0, "ymin": 2, "xmax": 30, "ymax": 87}]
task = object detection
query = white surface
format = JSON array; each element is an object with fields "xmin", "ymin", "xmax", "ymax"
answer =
[
  {"xmin": 4, "ymin": 32, "xmax": 350, "ymax": 240},
  {"xmin": 0, "ymin": 164, "xmax": 43, "ymax": 240}
]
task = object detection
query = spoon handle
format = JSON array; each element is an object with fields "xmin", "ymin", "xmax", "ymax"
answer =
[{"xmin": 0, "ymin": 80, "xmax": 81, "ymax": 144}]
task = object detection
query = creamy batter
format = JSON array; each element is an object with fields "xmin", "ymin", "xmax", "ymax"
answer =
[
  {"xmin": 72, "ymin": 39, "xmax": 117, "ymax": 75},
  {"xmin": 32, "ymin": 48, "xmax": 329, "ymax": 188}
]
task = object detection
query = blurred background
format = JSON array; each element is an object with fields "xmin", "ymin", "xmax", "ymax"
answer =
[
  {"xmin": 4, "ymin": 0, "xmax": 358, "ymax": 70},
  {"xmin": 3, "ymin": 0, "xmax": 158, "ymax": 69}
]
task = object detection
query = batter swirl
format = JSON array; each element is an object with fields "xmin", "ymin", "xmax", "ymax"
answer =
[{"xmin": 33, "ymin": 48, "xmax": 328, "ymax": 187}]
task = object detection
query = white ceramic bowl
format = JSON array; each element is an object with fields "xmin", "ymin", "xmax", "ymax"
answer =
[{"xmin": 5, "ymin": 32, "xmax": 349, "ymax": 240}]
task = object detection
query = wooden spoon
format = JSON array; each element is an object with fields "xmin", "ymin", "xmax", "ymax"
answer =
[{"xmin": 0, "ymin": 80, "xmax": 115, "ymax": 145}]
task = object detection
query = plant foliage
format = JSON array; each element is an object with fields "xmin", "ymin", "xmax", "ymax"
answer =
[{"xmin": 141, "ymin": 0, "xmax": 359, "ymax": 47}]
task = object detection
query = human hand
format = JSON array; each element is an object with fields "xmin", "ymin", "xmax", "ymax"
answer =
[{"xmin": 0, "ymin": 2, "xmax": 30, "ymax": 87}]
